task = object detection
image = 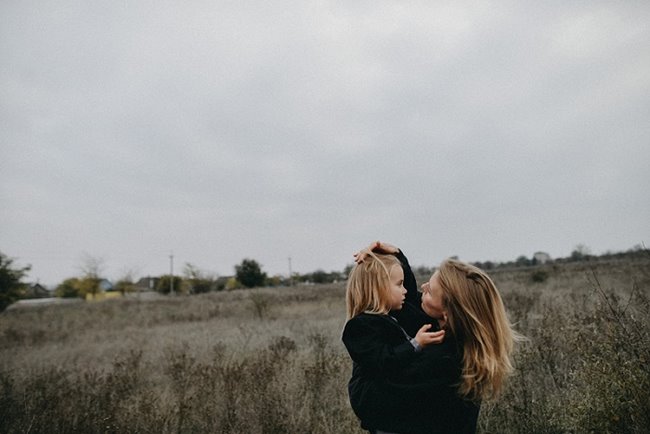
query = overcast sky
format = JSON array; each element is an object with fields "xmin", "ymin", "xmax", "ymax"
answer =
[{"xmin": 1, "ymin": 1, "xmax": 649, "ymax": 286}]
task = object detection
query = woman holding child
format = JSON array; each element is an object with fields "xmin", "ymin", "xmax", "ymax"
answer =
[{"xmin": 342, "ymin": 241, "xmax": 518, "ymax": 434}]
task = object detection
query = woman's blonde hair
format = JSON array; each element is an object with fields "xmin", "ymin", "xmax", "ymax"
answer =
[
  {"xmin": 437, "ymin": 259, "xmax": 519, "ymax": 401},
  {"xmin": 346, "ymin": 252, "xmax": 401, "ymax": 320}
]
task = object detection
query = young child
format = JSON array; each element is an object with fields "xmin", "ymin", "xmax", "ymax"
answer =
[{"xmin": 342, "ymin": 251, "xmax": 444, "ymax": 432}]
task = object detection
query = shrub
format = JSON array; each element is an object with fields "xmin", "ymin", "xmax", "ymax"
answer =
[
  {"xmin": 156, "ymin": 275, "xmax": 183, "ymax": 294},
  {"xmin": 531, "ymin": 270, "xmax": 549, "ymax": 283},
  {"xmin": 235, "ymin": 259, "xmax": 267, "ymax": 288},
  {"xmin": 249, "ymin": 291, "xmax": 273, "ymax": 319}
]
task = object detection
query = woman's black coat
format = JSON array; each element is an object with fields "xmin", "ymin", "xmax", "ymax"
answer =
[{"xmin": 342, "ymin": 251, "xmax": 479, "ymax": 434}]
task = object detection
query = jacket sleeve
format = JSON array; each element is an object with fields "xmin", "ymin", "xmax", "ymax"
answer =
[
  {"xmin": 392, "ymin": 249, "xmax": 442, "ymax": 337},
  {"xmin": 342, "ymin": 315, "xmax": 417, "ymax": 377},
  {"xmin": 393, "ymin": 340, "xmax": 461, "ymax": 388}
]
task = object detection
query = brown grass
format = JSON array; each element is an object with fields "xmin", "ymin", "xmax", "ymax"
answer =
[{"xmin": 1, "ymin": 258, "xmax": 649, "ymax": 433}]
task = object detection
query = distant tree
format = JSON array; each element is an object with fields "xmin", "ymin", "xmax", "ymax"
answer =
[
  {"xmin": 628, "ymin": 244, "xmax": 645, "ymax": 253},
  {"xmin": 78, "ymin": 253, "xmax": 105, "ymax": 296},
  {"xmin": 114, "ymin": 277, "xmax": 136, "ymax": 295},
  {"xmin": 156, "ymin": 275, "xmax": 183, "ymax": 294},
  {"xmin": 55, "ymin": 277, "xmax": 82, "ymax": 298},
  {"xmin": 473, "ymin": 261, "xmax": 495, "ymax": 271},
  {"xmin": 183, "ymin": 263, "xmax": 202, "ymax": 280},
  {"xmin": 570, "ymin": 244, "xmax": 592, "ymax": 262},
  {"xmin": 626, "ymin": 244, "xmax": 650, "ymax": 259},
  {"xmin": 414, "ymin": 265, "xmax": 434, "ymax": 278},
  {"xmin": 225, "ymin": 277, "xmax": 242, "ymax": 290},
  {"xmin": 188, "ymin": 278, "xmax": 213, "ymax": 294},
  {"xmin": 77, "ymin": 277, "xmax": 102, "ymax": 298},
  {"xmin": 265, "ymin": 274, "xmax": 284, "ymax": 287},
  {"xmin": 114, "ymin": 268, "xmax": 139, "ymax": 294},
  {"xmin": 310, "ymin": 270, "xmax": 329, "ymax": 284},
  {"xmin": 183, "ymin": 263, "xmax": 216, "ymax": 294},
  {"xmin": 292, "ymin": 269, "xmax": 343, "ymax": 285},
  {"xmin": 0, "ymin": 252, "xmax": 31, "ymax": 312},
  {"xmin": 235, "ymin": 259, "xmax": 267, "ymax": 288},
  {"xmin": 515, "ymin": 255, "xmax": 531, "ymax": 267},
  {"xmin": 531, "ymin": 270, "xmax": 549, "ymax": 283}
]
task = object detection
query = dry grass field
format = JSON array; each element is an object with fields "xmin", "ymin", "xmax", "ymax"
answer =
[{"xmin": 1, "ymin": 257, "xmax": 649, "ymax": 433}]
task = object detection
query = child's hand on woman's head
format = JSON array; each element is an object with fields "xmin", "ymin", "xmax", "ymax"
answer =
[
  {"xmin": 414, "ymin": 324, "xmax": 445, "ymax": 347},
  {"xmin": 354, "ymin": 241, "xmax": 400, "ymax": 264}
]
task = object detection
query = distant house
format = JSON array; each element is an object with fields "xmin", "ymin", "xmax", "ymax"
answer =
[
  {"xmin": 23, "ymin": 283, "xmax": 51, "ymax": 299},
  {"xmin": 98, "ymin": 279, "xmax": 114, "ymax": 291},
  {"xmin": 533, "ymin": 252, "xmax": 552, "ymax": 264},
  {"xmin": 134, "ymin": 277, "xmax": 160, "ymax": 292}
]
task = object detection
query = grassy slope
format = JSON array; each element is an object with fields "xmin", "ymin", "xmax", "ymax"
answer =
[{"xmin": 1, "ymin": 258, "xmax": 649, "ymax": 433}]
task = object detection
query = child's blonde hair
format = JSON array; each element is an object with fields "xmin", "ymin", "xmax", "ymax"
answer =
[
  {"xmin": 346, "ymin": 252, "xmax": 401, "ymax": 320},
  {"xmin": 437, "ymin": 259, "xmax": 519, "ymax": 401}
]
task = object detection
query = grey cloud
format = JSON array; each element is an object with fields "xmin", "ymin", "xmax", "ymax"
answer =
[{"xmin": 1, "ymin": 1, "xmax": 649, "ymax": 284}]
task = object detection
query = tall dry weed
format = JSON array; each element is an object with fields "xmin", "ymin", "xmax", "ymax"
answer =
[{"xmin": 0, "ymin": 262, "xmax": 648, "ymax": 433}]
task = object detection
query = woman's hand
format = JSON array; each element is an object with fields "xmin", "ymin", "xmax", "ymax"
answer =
[
  {"xmin": 414, "ymin": 324, "xmax": 445, "ymax": 347},
  {"xmin": 354, "ymin": 241, "xmax": 400, "ymax": 264}
]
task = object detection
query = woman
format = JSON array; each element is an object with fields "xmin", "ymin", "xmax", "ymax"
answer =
[{"xmin": 348, "ymin": 241, "xmax": 518, "ymax": 434}]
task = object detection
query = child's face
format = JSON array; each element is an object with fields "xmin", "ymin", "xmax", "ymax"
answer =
[
  {"xmin": 388, "ymin": 265, "xmax": 407, "ymax": 310},
  {"xmin": 420, "ymin": 271, "xmax": 446, "ymax": 319}
]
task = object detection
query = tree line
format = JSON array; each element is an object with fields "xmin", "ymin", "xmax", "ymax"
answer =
[
  {"xmin": 1, "ymin": 243, "xmax": 648, "ymax": 312},
  {"xmin": 0, "ymin": 253, "xmax": 350, "ymax": 309}
]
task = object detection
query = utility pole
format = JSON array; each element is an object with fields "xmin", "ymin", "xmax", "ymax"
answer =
[
  {"xmin": 169, "ymin": 252, "xmax": 174, "ymax": 295},
  {"xmin": 288, "ymin": 256, "xmax": 293, "ymax": 286}
]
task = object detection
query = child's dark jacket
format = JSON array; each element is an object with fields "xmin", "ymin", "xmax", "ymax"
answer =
[{"xmin": 342, "ymin": 312, "xmax": 419, "ymax": 427}]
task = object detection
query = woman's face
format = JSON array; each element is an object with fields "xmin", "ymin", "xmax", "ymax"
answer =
[
  {"xmin": 421, "ymin": 271, "xmax": 446, "ymax": 319},
  {"xmin": 388, "ymin": 265, "xmax": 407, "ymax": 310}
]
